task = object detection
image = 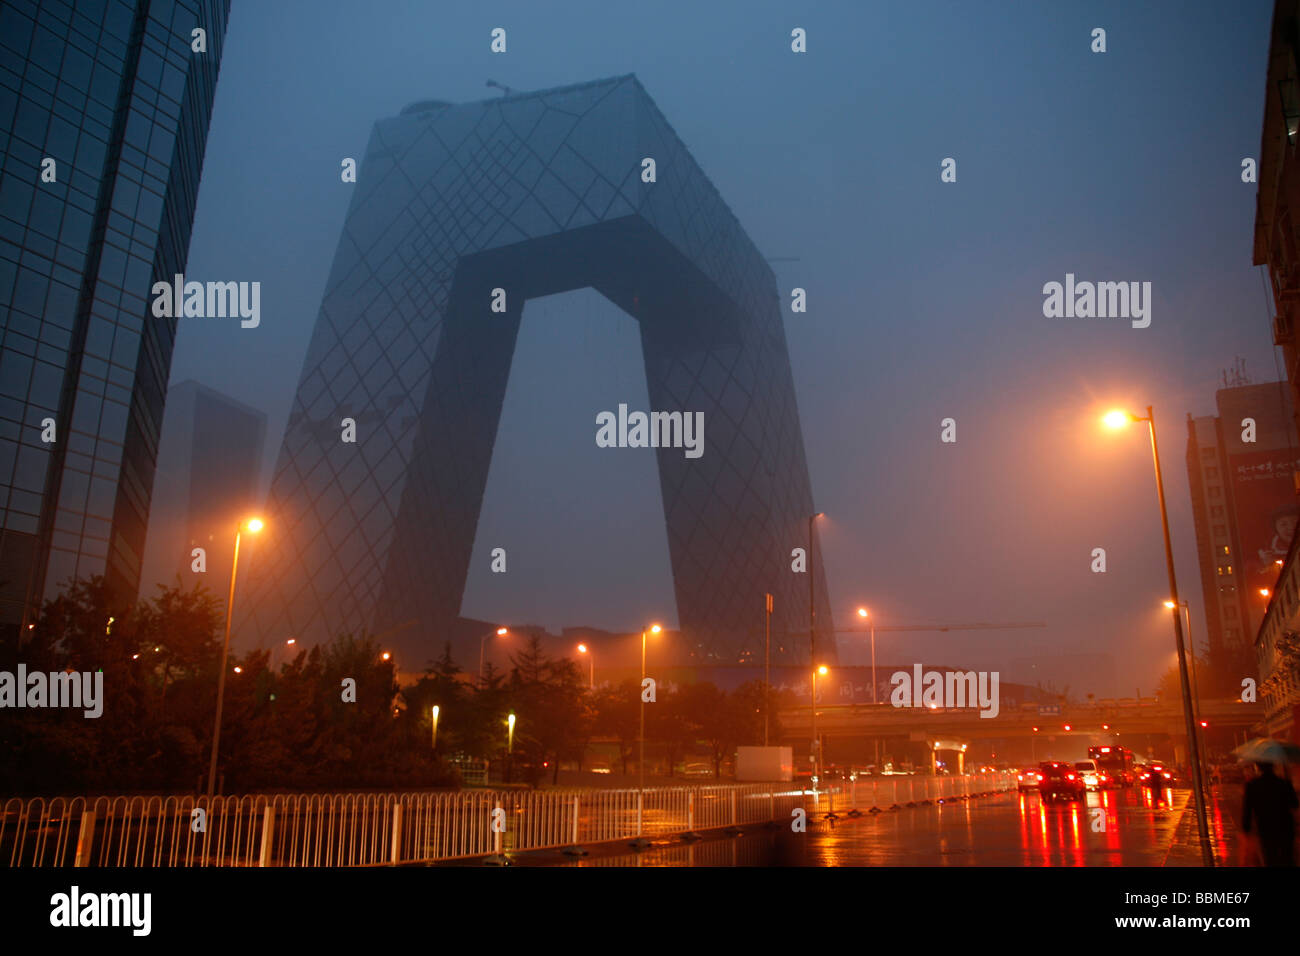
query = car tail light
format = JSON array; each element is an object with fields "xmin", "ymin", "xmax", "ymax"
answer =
[{"xmin": 1067, "ymin": 773, "xmax": 1076, "ymax": 780}]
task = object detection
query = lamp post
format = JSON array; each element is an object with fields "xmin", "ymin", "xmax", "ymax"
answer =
[
  {"xmin": 206, "ymin": 516, "xmax": 263, "ymax": 803},
  {"xmin": 577, "ymin": 643, "xmax": 593, "ymax": 689},
  {"xmin": 1103, "ymin": 407, "xmax": 1213, "ymax": 866},
  {"xmin": 506, "ymin": 712, "xmax": 516, "ymax": 783},
  {"xmin": 431, "ymin": 704, "xmax": 440, "ymax": 752},
  {"xmin": 479, "ymin": 627, "xmax": 508, "ymax": 680},
  {"xmin": 812, "ymin": 664, "xmax": 828, "ymax": 786},
  {"xmin": 857, "ymin": 606, "xmax": 879, "ymax": 768},
  {"xmin": 808, "ymin": 512, "xmax": 824, "ymax": 787},
  {"xmin": 638, "ymin": 622, "xmax": 661, "ymax": 836},
  {"xmin": 1164, "ymin": 599, "xmax": 1209, "ymax": 798},
  {"xmin": 271, "ymin": 637, "xmax": 296, "ymax": 674},
  {"xmin": 764, "ymin": 592, "xmax": 773, "ymax": 747},
  {"xmin": 856, "ymin": 607, "xmax": 877, "ymax": 704}
]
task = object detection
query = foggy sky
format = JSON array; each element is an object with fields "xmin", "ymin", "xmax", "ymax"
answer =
[{"xmin": 165, "ymin": 0, "xmax": 1279, "ymax": 696}]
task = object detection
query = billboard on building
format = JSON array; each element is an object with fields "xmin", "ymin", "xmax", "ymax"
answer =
[{"xmin": 1228, "ymin": 448, "xmax": 1300, "ymax": 592}]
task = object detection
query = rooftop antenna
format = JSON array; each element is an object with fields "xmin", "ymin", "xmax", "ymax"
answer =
[
  {"xmin": 486, "ymin": 79, "xmax": 513, "ymax": 96},
  {"xmin": 1220, "ymin": 356, "xmax": 1251, "ymax": 388}
]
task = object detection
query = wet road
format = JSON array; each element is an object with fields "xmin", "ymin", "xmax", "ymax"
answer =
[{"xmin": 505, "ymin": 786, "xmax": 1202, "ymax": 866}]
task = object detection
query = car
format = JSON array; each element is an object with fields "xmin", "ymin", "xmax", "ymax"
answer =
[
  {"xmin": 1073, "ymin": 759, "xmax": 1110, "ymax": 791},
  {"xmin": 1037, "ymin": 761, "xmax": 1086, "ymax": 801},
  {"xmin": 1140, "ymin": 763, "xmax": 1174, "ymax": 787},
  {"xmin": 1016, "ymin": 766, "xmax": 1043, "ymax": 790}
]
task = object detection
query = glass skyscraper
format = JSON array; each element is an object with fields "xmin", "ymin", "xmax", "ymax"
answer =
[
  {"xmin": 0, "ymin": 0, "xmax": 231, "ymax": 642},
  {"xmin": 241, "ymin": 75, "xmax": 834, "ymax": 665}
]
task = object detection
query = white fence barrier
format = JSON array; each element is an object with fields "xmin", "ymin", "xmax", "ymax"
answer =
[{"xmin": 1, "ymin": 773, "xmax": 1014, "ymax": 867}]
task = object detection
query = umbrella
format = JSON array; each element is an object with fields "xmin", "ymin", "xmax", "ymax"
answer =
[{"xmin": 1232, "ymin": 738, "xmax": 1300, "ymax": 765}]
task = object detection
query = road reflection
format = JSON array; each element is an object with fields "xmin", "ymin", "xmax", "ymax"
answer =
[{"xmin": 543, "ymin": 787, "xmax": 1192, "ymax": 866}]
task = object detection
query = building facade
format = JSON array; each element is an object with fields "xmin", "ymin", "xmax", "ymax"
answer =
[
  {"xmin": 1186, "ymin": 383, "xmax": 1299, "ymax": 694},
  {"xmin": 1252, "ymin": 0, "xmax": 1300, "ymax": 741},
  {"xmin": 0, "ymin": 0, "xmax": 231, "ymax": 646},
  {"xmin": 138, "ymin": 379, "xmax": 264, "ymax": 598},
  {"xmin": 239, "ymin": 75, "xmax": 833, "ymax": 664}
]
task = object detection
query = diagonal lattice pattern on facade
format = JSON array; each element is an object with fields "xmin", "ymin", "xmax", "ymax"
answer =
[{"xmin": 240, "ymin": 75, "xmax": 833, "ymax": 665}]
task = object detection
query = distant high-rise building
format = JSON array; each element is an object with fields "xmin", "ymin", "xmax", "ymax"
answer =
[
  {"xmin": 139, "ymin": 380, "xmax": 264, "ymax": 599},
  {"xmin": 240, "ymin": 75, "xmax": 833, "ymax": 664},
  {"xmin": 0, "ymin": 2, "xmax": 231, "ymax": 642},
  {"xmin": 1185, "ymin": 382, "xmax": 1299, "ymax": 690},
  {"xmin": 1253, "ymin": 0, "xmax": 1300, "ymax": 742}
]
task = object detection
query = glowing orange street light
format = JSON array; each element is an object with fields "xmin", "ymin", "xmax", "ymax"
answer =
[
  {"xmin": 1063, "ymin": 724, "xmax": 1072, "ymax": 731},
  {"xmin": 1163, "ymin": 600, "xmax": 1176, "ymax": 609},
  {"xmin": 233, "ymin": 666, "xmax": 242, "ymax": 674},
  {"xmin": 479, "ymin": 627, "xmax": 510, "ymax": 679},
  {"xmin": 1102, "ymin": 409, "xmax": 1134, "ymax": 429},
  {"xmin": 1260, "ymin": 588, "xmax": 1271, "ymax": 598},
  {"xmin": 1100, "ymin": 405, "xmax": 1212, "ymax": 865},
  {"xmin": 208, "ymin": 516, "xmax": 266, "ymax": 802},
  {"xmin": 381, "ymin": 651, "xmax": 391, "ymax": 661},
  {"xmin": 636, "ymin": 622, "xmax": 664, "ymax": 836},
  {"xmin": 577, "ymin": 643, "xmax": 593, "ymax": 689},
  {"xmin": 857, "ymin": 607, "xmax": 868, "ymax": 618}
]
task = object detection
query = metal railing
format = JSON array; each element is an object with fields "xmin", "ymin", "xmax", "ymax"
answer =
[{"xmin": 1, "ymin": 773, "xmax": 1013, "ymax": 867}]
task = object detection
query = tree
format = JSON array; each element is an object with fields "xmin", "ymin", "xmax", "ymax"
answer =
[
  {"xmin": 678, "ymin": 682, "xmax": 740, "ymax": 778},
  {"xmin": 593, "ymin": 679, "xmax": 640, "ymax": 775}
]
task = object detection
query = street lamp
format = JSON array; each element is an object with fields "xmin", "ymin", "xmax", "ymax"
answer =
[
  {"xmin": 856, "ymin": 607, "xmax": 877, "ymax": 704},
  {"xmin": 506, "ymin": 712, "xmax": 516, "ymax": 783},
  {"xmin": 206, "ymin": 516, "xmax": 263, "ymax": 803},
  {"xmin": 808, "ymin": 511, "xmax": 824, "ymax": 788},
  {"xmin": 431, "ymin": 704, "xmax": 440, "ymax": 751},
  {"xmin": 1163, "ymin": 599, "xmax": 1209, "ymax": 798},
  {"xmin": 1103, "ymin": 407, "xmax": 1213, "ymax": 865},
  {"xmin": 577, "ymin": 643, "xmax": 593, "ymax": 689},
  {"xmin": 479, "ymin": 627, "xmax": 509, "ymax": 680},
  {"xmin": 857, "ymin": 606, "xmax": 880, "ymax": 768},
  {"xmin": 638, "ymin": 622, "xmax": 661, "ymax": 836},
  {"xmin": 812, "ymin": 664, "xmax": 829, "ymax": 787}
]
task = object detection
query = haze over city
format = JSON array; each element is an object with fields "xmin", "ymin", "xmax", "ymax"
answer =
[{"xmin": 157, "ymin": 0, "xmax": 1281, "ymax": 696}]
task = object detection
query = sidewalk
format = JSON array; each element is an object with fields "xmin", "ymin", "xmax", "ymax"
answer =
[{"xmin": 1164, "ymin": 785, "xmax": 1243, "ymax": 866}]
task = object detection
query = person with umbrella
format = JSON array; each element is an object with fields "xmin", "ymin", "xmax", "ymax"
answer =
[{"xmin": 1234, "ymin": 738, "xmax": 1300, "ymax": 867}]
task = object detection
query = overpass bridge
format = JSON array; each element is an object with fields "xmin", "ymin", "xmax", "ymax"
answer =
[
  {"xmin": 781, "ymin": 697, "xmax": 1261, "ymax": 739},
  {"xmin": 779, "ymin": 697, "xmax": 1263, "ymax": 770}
]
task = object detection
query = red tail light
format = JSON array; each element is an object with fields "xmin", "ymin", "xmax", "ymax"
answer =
[{"xmin": 1067, "ymin": 773, "xmax": 1076, "ymax": 780}]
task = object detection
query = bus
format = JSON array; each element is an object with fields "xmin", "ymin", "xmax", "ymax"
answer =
[{"xmin": 1088, "ymin": 745, "xmax": 1135, "ymax": 787}]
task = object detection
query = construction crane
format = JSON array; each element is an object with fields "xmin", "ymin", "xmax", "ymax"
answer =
[{"xmin": 835, "ymin": 622, "xmax": 1047, "ymax": 633}]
